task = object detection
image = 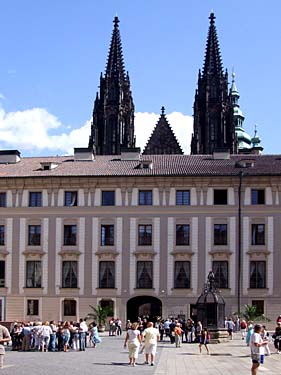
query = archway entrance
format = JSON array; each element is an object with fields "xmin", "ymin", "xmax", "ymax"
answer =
[{"xmin": 127, "ymin": 296, "xmax": 162, "ymax": 322}]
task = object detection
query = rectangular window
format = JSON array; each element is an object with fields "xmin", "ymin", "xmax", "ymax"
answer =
[
  {"xmin": 213, "ymin": 261, "xmax": 228, "ymax": 288},
  {"xmin": 251, "ymin": 189, "xmax": 265, "ymax": 205},
  {"xmin": 99, "ymin": 261, "xmax": 115, "ymax": 288},
  {"xmin": 138, "ymin": 224, "xmax": 152, "ymax": 246},
  {"xmin": 28, "ymin": 225, "xmax": 41, "ymax": 246},
  {"xmin": 102, "ymin": 191, "xmax": 115, "ymax": 206},
  {"xmin": 214, "ymin": 224, "xmax": 227, "ymax": 245},
  {"xmin": 251, "ymin": 224, "xmax": 265, "ymax": 245},
  {"xmin": 27, "ymin": 299, "xmax": 39, "ymax": 315},
  {"xmin": 0, "ymin": 193, "xmax": 6, "ymax": 208},
  {"xmin": 29, "ymin": 192, "xmax": 42, "ymax": 207},
  {"xmin": 139, "ymin": 190, "xmax": 152, "ymax": 205},
  {"xmin": 250, "ymin": 261, "xmax": 266, "ymax": 289},
  {"xmin": 26, "ymin": 261, "xmax": 42, "ymax": 288},
  {"xmin": 0, "ymin": 261, "xmax": 5, "ymax": 287},
  {"xmin": 252, "ymin": 300, "xmax": 264, "ymax": 316},
  {"xmin": 62, "ymin": 261, "xmax": 78, "ymax": 288},
  {"xmin": 214, "ymin": 189, "xmax": 228, "ymax": 205},
  {"xmin": 136, "ymin": 261, "xmax": 153, "ymax": 289},
  {"xmin": 176, "ymin": 224, "xmax": 190, "ymax": 246},
  {"xmin": 63, "ymin": 299, "xmax": 76, "ymax": 316},
  {"xmin": 64, "ymin": 191, "xmax": 78, "ymax": 206},
  {"xmin": 101, "ymin": 225, "xmax": 114, "ymax": 246},
  {"xmin": 176, "ymin": 190, "xmax": 190, "ymax": 205},
  {"xmin": 64, "ymin": 225, "xmax": 77, "ymax": 246},
  {"xmin": 0, "ymin": 225, "xmax": 4, "ymax": 246},
  {"xmin": 174, "ymin": 261, "xmax": 190, "ymax": 288}
]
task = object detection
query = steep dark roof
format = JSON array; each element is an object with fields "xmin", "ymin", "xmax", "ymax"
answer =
[
  {"xmin": 143, "ymin": 107, "xmax": 183, "ymax": 155},
  {"xmin": 202, "ymin": 12, "xmax": 223, "ymax": 77},
  {"xmin": 1, "ymin": 154, "xmax": 281, "ymax": 179}
]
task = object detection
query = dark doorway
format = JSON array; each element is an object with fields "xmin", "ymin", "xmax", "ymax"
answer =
[{"xmin": 127, "ymin": 296, "xmax": 162, "ymax": 322}]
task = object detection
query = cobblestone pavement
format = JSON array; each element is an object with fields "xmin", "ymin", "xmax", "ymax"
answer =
[{"xmin": 1, "ymin": 333, "xmax": 280, "ymax": 374}]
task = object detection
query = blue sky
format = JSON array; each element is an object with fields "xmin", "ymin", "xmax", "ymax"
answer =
[{"xmin": 0, "ymin": 0, "xmax": 280, "ymax": 155}]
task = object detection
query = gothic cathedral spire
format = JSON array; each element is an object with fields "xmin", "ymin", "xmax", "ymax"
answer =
[
  {"xmin": 191, "ymin": 13, "xmax": 237, "ymax": 155},
  {"xmin": 88, "ymin": 17, "xmax": 135, "ymax": 155}
]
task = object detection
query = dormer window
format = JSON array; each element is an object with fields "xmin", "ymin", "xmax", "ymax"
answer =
[{"xmin": 40, "ymin": 162, "xmax": 59, "ymax": 170}]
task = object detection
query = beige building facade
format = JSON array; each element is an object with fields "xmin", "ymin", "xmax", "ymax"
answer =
[{"xmin": 0, "ymin": 151, "xmax": 280, "ymax": 324}]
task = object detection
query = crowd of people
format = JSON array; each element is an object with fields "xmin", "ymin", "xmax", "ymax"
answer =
[
  {"xmin": 9, "ymin": 319, "xmax": 101, "ymax": 352},
  {"xmin": 1, "ymin": 313, "xmax": 281, "ymax": 372}
]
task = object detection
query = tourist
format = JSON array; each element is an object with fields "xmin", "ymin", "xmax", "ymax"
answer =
[
  {"xmin": 226, "ymin": 318, "xmax": 235, "ymax": 339},
  {"xmin": 90, "ymin": 322, "xmax": 101, "ymax": 348},
  {"xmin": 79, "ymin": 318, "xmax": 88, "ymax": 350},
  {"xmin": 240, "ymin": 319, "xmax": 247, "ymax": 340},
  {"xmin": 0, "ymin": 324, "xmax": 11, "ymax": 368},
  {"xmin": 174, "ymin": 322, "xmax": 183, "ymax": 347},
  {"xmin": 21, "ymin": 322, "xmax": 32, "ymax": 351},
  {"xmin": 123, "ymin": 322, "xmax": 142, "ymax": 366},
  {"xmin": 272, "ymin": 321, "xmax": 281, "ymax": 354},
  {"xmin": 260, "ymin": 325, "xmax": 270, "ymax": 356},
  {"xmin": 246, "ymin": 321, "xmax": 254, "ymax": 346},
  {"xmin": 158, "ymin": 320, "xmax": 165, "ymax": 341},
  {"xmin": 195, "ymin": 321, "xmax": 202, "ymax": 343},
  {"xmin": 62, "ymin": 321, "xmax": 71, "ymax": 352},
  {"xmin": 49, "ymin": 320, "xmax": 58, "ymax": 352},
  {"xmin": 40, "ymin": 321, "xmax": 52, "ymax": 352},
  {"xmin": 142, "ymin": 321, "xmax": 160, "ymax": 366},
  {"xmin": 198, "ymin": 327, "xmax": 210, "ymax": 354},
  {"xmin": 250, "ymin": 324, "xmax": 268, "ymax": 375},
  {"xmin": 276, "ymin": 315, "xmax": 281, "ymax": 324}
]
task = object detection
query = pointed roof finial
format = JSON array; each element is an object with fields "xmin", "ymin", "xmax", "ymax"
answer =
[
  {"xmin": 161, "ymin": 106, "xmax": 165, "ymax": 115},
  {"xmin": 209, "ymin": 11, "xmax": 215, "ymax": 24},
  {"xmin": 114, "ymin": 15, "xmax": 119, "ymax": 26}
]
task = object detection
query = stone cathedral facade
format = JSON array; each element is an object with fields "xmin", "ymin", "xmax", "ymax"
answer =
[{"xmin": 0, "ymin": 13, "xmax": 279, "ymax": 325}]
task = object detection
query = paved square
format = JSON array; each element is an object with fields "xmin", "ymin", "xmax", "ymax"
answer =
[{"xmin": 2, "ymin": 333, "xmax": 280, "ymax": 374}]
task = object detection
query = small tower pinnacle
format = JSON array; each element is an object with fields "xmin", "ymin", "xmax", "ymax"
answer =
[{"xmin": 161, "ymin": 106, "xmax": 165, "ymax": 115}]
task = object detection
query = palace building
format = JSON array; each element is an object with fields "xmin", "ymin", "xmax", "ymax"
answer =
[{"xmin": 0, "ymin": 13, "xmax": 280, "ymax": 324}]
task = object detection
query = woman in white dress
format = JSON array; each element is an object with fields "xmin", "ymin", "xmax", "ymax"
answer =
[{"xmin": 123, "ymin": 322, "xmax": 142, "ymax": 366}]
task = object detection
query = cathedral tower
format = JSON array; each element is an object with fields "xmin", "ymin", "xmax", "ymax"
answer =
[
  {"xmin": 88, "ymin": 17, "xmax": 135, "ymax": 155},
  {"xmin": 191, "ymin": 13, "xmax": 237, "ymax": 155}
]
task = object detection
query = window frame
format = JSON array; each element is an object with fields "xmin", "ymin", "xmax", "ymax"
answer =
[
  {"xmin": 174, "ymin": 261, "xmax": 191, "ymax": 289},
  {"xmin": 136, "ymin": 261, "xmax": 153, "ymax": 289},
  {"xmin": 249, "ymin": 261, "xmax": 266, "ymax": 289},
  {"xmin": 64, "ymin": 191, "xmax": 78, "ymax": 207},
  {"xmin": 62, "ymin": 260, "xmax": 78, "ymax": 288},
  {"xmin": 251, "ymin": 189, "xmax": 265, "ymax": 205},
  {"xmin": 138, "ymin": 224, "xmax": 152, "ymax": 246},
  {"xmin": 213, "ymin": 189, "xmax": 228, "ymax": 205},
  {"xmin": 213, "ymin": 224, "xmax": 228, "ymax": 245},
  {"xmin": 63, "ymin": 225, "xmax": 77, "ymax": 246},
  {"xmin": 27, "ymin": 299, "xmax": 39, "ymax": 315},
  {"xmin": 176, "ymin": 224, "xmax": 190, "ymax": 246},
  {"xmin": 99, "ymin": 261, "xmax": 115, "ymax": 288},
  {"xmin": 0, "ymin": 193, "xmax": 6, "ymax": 208},
  {"xmin": 212, "ymin": 260, "xmax": 229, "ymax": 289},
  {"xmin": 101, "ymin": 225, "xmax": 114, "ymax": 246},
  {"xmin": 176, "ymin": 190, "xmax": 190, "ymax": 206},
  {"xmin": 0, "ymin": 225, "xmax": 4, "ymax": 246},
  {"xmin": 138, "ymin": 190, "xmax": 153, "ymax": 206},
  {"xmin": 63, "ymin": 299, "xmax": 76, "ymax": 316},
  {"xmin": 101, "ymin": 191, "xmax": 115, "ymax": 206},
  {"xmin": 0, "ymin": 260, "xmax": 5, "ymax": 287},
  {"xmin": 28, "ymin": 225, "xmax": 41, "ymax": 246},
  {"xmin": 29, "ymin": 192, "xmax": 42, "ymax": 207},
  {"xmin": 251, "ymin": 224, "xmax": 265, "ymax": 245},
  {"xmin": 26, "ymin": 261, "xmax": 42, "ymax": 288}
]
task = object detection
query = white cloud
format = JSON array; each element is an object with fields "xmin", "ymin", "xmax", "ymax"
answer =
[
  {"xmin": 0, "ymin": 94, "xmax": 5, "ymax": 100},
  {"xmin": 0, "ymin": 106, "xmax": 193, "ymax": 155}
]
